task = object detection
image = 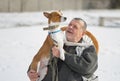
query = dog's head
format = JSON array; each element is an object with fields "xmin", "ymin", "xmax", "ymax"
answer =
[{"xmin": 43, "ymin": 10, "xmax": 67, "ymax": 24}]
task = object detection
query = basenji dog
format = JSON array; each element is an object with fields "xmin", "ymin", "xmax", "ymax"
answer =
[
  {"xmin": 29, "ymin": 10, "xmax": 67, "ymax": 81},
  {"xmin": 43, "ymin": 11, "xmax": 67, "ymax": 61}
]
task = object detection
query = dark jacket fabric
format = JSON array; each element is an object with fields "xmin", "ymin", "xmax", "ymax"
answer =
[{"xmin": 42, "ymin": 42, "xmax": 98, "ymax": 81}]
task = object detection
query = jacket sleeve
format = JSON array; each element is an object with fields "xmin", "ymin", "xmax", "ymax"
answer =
[{"xmin": 64, "ymin": 46, "xmax": 98, "ymax": 75}]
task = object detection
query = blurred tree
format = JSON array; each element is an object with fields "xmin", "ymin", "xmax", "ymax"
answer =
[{"xmin": 110, "ymin": 0, "xmax": 120, "ymax": 9}]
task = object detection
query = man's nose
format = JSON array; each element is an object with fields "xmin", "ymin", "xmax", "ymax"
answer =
[{"xmin": 69, "ymin": 25, "xmax": 73, "ymax": 29}]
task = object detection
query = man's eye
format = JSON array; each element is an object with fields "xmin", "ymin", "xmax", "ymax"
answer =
[
  {"xmin": 73, "ymin": 26, "xmax": 77, "ymax": 29},
  {"xmin": 68, "ymin": 24, "xmax": 71, "ymax": 26}
]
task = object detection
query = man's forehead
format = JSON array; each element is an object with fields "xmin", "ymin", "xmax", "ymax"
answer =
[
  {"xmin": 72, "ymin": 19, "xmax": 84, "ymax": 27},
  {"xmin": 70, "ymin": 19, "xmax": 84, "ymax": 28}
]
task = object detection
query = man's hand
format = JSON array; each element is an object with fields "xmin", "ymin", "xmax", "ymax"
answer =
[
  {"xmin": 52, "ymin": 46, "xmax": 60, "ymax": 58},
  {"xmin": 27, "ymin": 69, "xmax": 39, "ymax": 81}
]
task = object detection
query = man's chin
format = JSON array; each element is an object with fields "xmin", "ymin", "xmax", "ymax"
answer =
[{"xmin": 66, "ymin": 37, "xmax": 73, "ymax": 42}]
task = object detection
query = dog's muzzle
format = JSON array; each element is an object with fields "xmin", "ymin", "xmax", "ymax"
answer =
[{"xmin": 61, "ymin": 17, "xmax": 67, "ymax": 22}]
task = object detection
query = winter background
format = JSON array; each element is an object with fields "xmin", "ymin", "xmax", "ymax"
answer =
[{"xmin": 0, "ymin": 10, "xmax": 120, "ymax": 81}]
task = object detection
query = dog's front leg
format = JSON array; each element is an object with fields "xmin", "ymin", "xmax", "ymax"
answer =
[
  {"xmin": 37, "ymin": 58, "xmax": 49, "ymax": 81},
  {"xmin": 58, "ymin": 40, "xmax": 65, "ymax": 61}
]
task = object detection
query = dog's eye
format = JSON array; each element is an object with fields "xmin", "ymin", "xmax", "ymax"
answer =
[{"xmin": 56, "ymin": 14, "xmax": 60, "ymax": 17}]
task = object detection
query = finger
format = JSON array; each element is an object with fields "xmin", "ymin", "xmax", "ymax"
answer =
[
  {"xmin": 28, "ymin": 72, "xmax": 38, "ymax": 78},
  {"xmin": 55, "ymin": 45, "xmax": 58, "ymax": 47},
  {"xmin": 52, "ymin": 46, "xmax": 58, "ymax": 51},
  {"xmin": 31, "ymin": 78, "xmax": 37, "ymax": 81},
  {"xmin": 30, "ymin": 69, "xmax": 36, "ymax": 73},
  {"xmin": 30, "ymin": 74, "xmax": 38, "ymax": 80}
]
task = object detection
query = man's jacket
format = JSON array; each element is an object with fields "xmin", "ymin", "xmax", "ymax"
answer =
[{"xmin": 42, "ymin": 40, "xmax": 98, "ymax": 81}]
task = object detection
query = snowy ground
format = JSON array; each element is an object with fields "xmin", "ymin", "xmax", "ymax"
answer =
[{"xmin": 0, "ymin": 10, "xmax": 120, "ymax": 81}]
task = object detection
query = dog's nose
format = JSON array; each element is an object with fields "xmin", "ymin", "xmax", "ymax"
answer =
[
  {"xmin": 61, "ymin": 17, "xmax": 67, "ymax": 22},
  {"xmin": 64, "ymin": 17, "xmax": 67, "ymax": 20}
]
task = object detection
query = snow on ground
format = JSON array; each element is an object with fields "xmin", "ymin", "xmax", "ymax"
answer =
[{"xmin": 0, "ymin": 10, "xmax": 120, "ymax": 81}]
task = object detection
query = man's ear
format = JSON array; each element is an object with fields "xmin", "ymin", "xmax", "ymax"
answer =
[
  {"xmin": 82, "ymin": 31, "xmax": 86, "ymax": 36},
  {"xmin": 43, "ymin": 12, "xmax": 50, "ymax": 18}
]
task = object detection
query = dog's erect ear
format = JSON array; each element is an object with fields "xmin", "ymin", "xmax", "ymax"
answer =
[
  {"xmin": 58, "ymin": 10, "xmax": 61, "ymax": 12},
  {"xmin": 58, "ymin": 10, "xmax": 62, "ymax": 15},
  {"xmin": 43, "ymin": 12, "xmax": 50, "ymax": 18}
]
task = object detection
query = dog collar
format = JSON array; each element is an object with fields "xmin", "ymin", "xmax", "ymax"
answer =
[
  {"xmin": 43, "ymin": 25, "xmax": 59, "ymax": 30},
  {"xmin": 48, "ymin": 30, "xmax": 61, "ymax": 34}
]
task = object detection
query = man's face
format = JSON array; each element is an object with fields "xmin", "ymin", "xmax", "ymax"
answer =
[{"xmin": 66, "ymin": 19, "xmax": 84, "ymax": 42}]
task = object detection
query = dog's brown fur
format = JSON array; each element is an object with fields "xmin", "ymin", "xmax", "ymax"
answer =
[{"xmin": 29, "ymin": 11, "xmax": 99, "ymax": 72}]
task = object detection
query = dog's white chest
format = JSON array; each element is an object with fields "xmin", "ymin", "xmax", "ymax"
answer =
[
  {"xmin": 49, "ymin": 28, "xmax": 65, "ymax": 60},
  {"xmin": 49, "ymin": 30, "xmax": 64, "ymax": 44}
]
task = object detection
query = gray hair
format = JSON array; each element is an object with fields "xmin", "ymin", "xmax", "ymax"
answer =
[{"xmin": 73, "ymin": 18, "xmax": 87, "ymax": 31}]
